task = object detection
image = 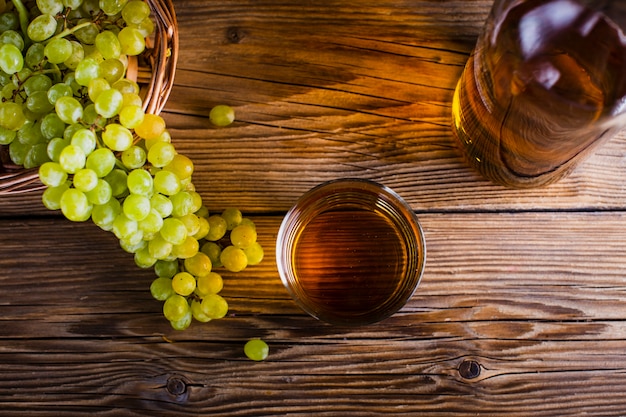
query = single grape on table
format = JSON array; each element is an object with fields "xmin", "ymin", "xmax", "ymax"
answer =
[{"xmin": 0, "ymin": 0, "xmax": 263, "ymax": 332}]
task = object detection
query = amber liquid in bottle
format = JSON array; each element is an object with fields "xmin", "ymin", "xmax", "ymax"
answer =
[
  {"xmin": 291, "ymin": 208, "xmax": 408, "ymax": 324},
  {"xmin": 452, "ymin": 0, "xmax": 626, "ymax": 188}
]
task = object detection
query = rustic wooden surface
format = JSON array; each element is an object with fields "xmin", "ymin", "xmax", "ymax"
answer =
[{"xmin": 2, "ymin": 0, "xmax": 626, "ymax": 415}]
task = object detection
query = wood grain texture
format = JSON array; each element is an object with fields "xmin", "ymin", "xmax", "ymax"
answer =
[
  {"xmin": 1, "ymin": 0, "xmax": 626, "ymax": 415},
  {"xmin": 2, "ymin": 213, "xmax": 626, "ymax": 416}
]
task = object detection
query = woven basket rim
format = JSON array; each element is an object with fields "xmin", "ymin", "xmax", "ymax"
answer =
[{"xmin": 0, "ymin": 0, "xmax": 179, "ymax": 195}]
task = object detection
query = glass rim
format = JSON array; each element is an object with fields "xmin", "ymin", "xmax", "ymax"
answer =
[{"xmin": 276, "ymin": 178, "xmax": 427, "ymax": 326}]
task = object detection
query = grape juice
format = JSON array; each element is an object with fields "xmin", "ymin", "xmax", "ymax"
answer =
[
  {"xmin": 452, "ymin": 0, "xmax": 626, "ymax": 187},
  {"xmin": 291, "ymin": 208, "xmax": 409, "ymax": 325}
]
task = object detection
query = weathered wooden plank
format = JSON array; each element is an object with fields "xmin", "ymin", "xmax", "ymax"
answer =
[{"xmin": 1, "ymin": 212, "xmax": 626, "ymax": 414}]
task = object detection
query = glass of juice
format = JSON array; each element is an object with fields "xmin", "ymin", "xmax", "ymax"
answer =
[
  {"xmin": 452, "ymin": 0, "xmax": 626, "ymax": 188},
  {"xmin": 276, "ymin": 179, "xmax": 426, "ymax": 326}
]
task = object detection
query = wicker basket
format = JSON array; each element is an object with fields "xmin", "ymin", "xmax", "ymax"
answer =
[{"xmin": 0, "ymin": 0, "xmax": 179, "ymax": 196}]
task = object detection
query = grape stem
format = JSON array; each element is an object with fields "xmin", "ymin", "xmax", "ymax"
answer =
[
  {"xmin": 49, "ymin": 20, "xmax": 94, "ymax": 43},
  {"xmin": 10, "ymin": 0, "xmax": 30, "ymax": 45}
]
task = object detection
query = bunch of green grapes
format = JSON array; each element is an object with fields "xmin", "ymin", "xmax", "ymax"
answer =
[{"xmin": 0, "ymin": 0, "xmax": 263, "ymax": 330}]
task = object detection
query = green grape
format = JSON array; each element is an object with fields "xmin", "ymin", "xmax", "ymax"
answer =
[
  {"xmin": 118, "ymin": 26, "xmax": 145, "ymax": 56},
  {"xmin": 220, "ymin": 245, "xmax": 248, "ymax": 272},
  {"xmin": 41, "ymin": 181, "xmax": 70, "ymax": 210},
  {"xmin": 127, "ymin": 168, "xmax": 153, "ymax": 195},
  {"xmin": 55, "ymin": 96, "xmax": 83, "ymax": 124},
  {"xmin": 91, "ymin": 197, "xmax": 121, "ymax": 230},
  {"xmin": 102, "ymin": 123, "xmax": 133, "ymax": 151},
  {"xmin": 40, "ymin": 113, "xmax": 66, "ymax": 140},
  {"xmin": 37, "ymin": 0, "xmax": 64, "ymax": 15},
  {"xmin": 244, "ymin": 339, "xmax": 269, "ymax": 361},
  {"xmin": 63, "ymin": 41, "xmax": 84, "ymax": 70},
  {"xmin": 200, "ymin": 242, "xmax": 222, "ymax": 267},
  {"xmin": 100, "ymin": 0, "xmax": 128, "ymax": 15},
  {"xmin": 0, "ymin": 101, "xmax": 26, "ymax": 131},
  {"xmin": 243, "ymin": 242, "xmax": 264, "ymax": 266},
  {"xmin": 39, "ymin": 161, "xmax": 68, "ymax": 187},
  {"xmin": 85, "ymin": 178, "xmax": 113, "ymax": 205},
  {"xmin": 183, "ymin": 251, "xmax": 212, "ymax": 277},
  {"xmin": 121, "ymin": 145, "xmax": 146, "ymax": 169},
  {"xmin": 0, "ymin": 30, "xmax": 25, "ymax": 51},
  {"xmin": 0, "ymin": 43, "xmax": 23, "ymax": 74},
  {"xmin": 160, "ymin": 217, "xmax": 187, "ymax": 246},
  {"xmin": 86, "ymin": 148, "xmax": 116, "ymax": 177},
  {"xmin": 193, "ymin": 216, "xmax": 209, "ymax": 240},
  {"xmin": 95, "ymin": 88, "xmax": 123, "ymax": 118},
  {"xmin": 95, "ymin": 30, "xmax": 122, "ymax": 59},
  {"xmin": 71, "ymin": 128, "xmax": 97, "ymax": 155},
  {"xmin": 200, "ymin": 293, "xmax": 228, "ymax": 319},
  {"xmin": 26, "ymin": 90, "xmax": 54, "ymax": 113},
  {"xmin": 75, "ymin": 57, "xmax": 100, "ymax": 86},
  {"xmin": 171, "ymin": 235, "xmax": 199, "ymax": 259},
  {"xmin": 148, "ymin": 234, "xmax": 173, "ymax": 260},
  {"xmin": 135, "ymin": 113, "xmax": 165, "ymax": 140},
  {"xmin": 122, "ymin": 193, "xmax": 151, "ymax": 221},
  {"xmin": 27, "ymin": 14, "xmax": 58, "ymax": 42},
  {"xmin": 171, "ymin": 271, "xmax": 196, "ymax": 296},
  {"xmin": 150, "ymin": 277, "xmax": 173, "ymax": 301},
  {"xmin": 119, "ymin": 231, "xmax": 145, "ymax": 252},
  {"xmin": 170, "ymin": 309, "xmax": 192, "ymax": 330},
  {"xmin": 74, "ymin": 19, "xmax": 99, "ymax": 44},
  {"xmin": 163, "ymin": 294, "xmax": 189, "ymax": 322},
  {"xmin": 130, "ymin": 16, "xmax": 154, "ymax": 38},
  {"xmin": 138, "ymin": 209, "xmax": 163, "ymax": 234},
  {"xmin": 154, "ymin": 259, "xmax": 178, "ymax": 279},
  {"xmin": 25, "ymin": 43, "xmax": 46, "ymax": 69},
  {"xmin": 118, "ymin": 104, "xmax": 144, "ymax": 128},
  {"xmin": 24, "ymin": 143, "xmax": 51, "ymax": 168},
  {"xmin": 59, "ymin": 144, "xmax": 86, "ymax": 173},
  {"xmin": 209, "ymin": 104, "xmax": 235, "ymax": 127},
  {"xmin": 44, "ymin": 38, "xmax": 73, "ymax": 64},
  {"xmin": 230, "ymin": 224, "xmax": 257, "ymax": 249},
  {"xmin": 0, "ymin": 125, "xmax": 16, "ymax": 145},
  {"xmin": 190, "ymin": 299, "xmax": 211, "ymax": 323},
  {"xmin": 164, "ymin": 154, "xmax": 193, "ymax": 180},
  {"xmin": 17, "ymin": 121, "xmax": 45, "ymax": 145},
  {"xmin": 104, "ymin": 168, "xmax": 129, "ymax": 197},
  {"xmin": 122, "ymin": 0, "xmax": 150, "ymax": 25},
  {"xmin": 112, "ymin": 213, "xmax": 138, "ymax": 240},
  {"xmin": 206, "ymin": 214, "xmax": 227, "ymax": 241},
  {"xmin": 81, "ymin": 103, "xmax": 107, "ymax": 128},
  {"xmin": 47, "ymin": 83, "xmax": 72, "ymax": 105},
  {"xmin": 63, "ymin": 0, "xmax": 84, "ymax": 9},
  {"xmin": 170, "ymin": 191, "xmax": 194, "ymax": 217},
  {"xmin": 47, "ymin": 137, "xmax": 69, "ymax": 161},
  {"xmin": 147, "ymin": 141, "xmax": 176, "ymax": 168},
  {"xmin": 222, "ymin": 207, "xmax": 243, "ymax": 230},
  {"xmin": 60, "ymin": 188, "xmax": 93, "ymax": 222},
  {"xmin": 134, "ymin": 246, "xmax": 156, "ymax": 268},
  {"xmin": 122, "ymin": 92, "xmax": 143, "ymax": 107},
  {"xmin": 196, "ymin": 271, "xmax": 223, "ymax": 296},
  {"xmin": 87, "ymin": 77, "xmax": 110, "ymax": 102},
  {"xmin": 178, "ymin": 213, "xmax": 201, "ymax": 236},
  {"xmin": 99, "ymin": 58, "xmax": 125, "ymax": 83},
  {"xmin": 24, "ymin": 73, "xmax": 53, "ymax": 96},
  {"xmin": 0, "ymin": 12, "xmax": 19, "ymax": 33},
  {"xmin": 112, "ymin": 78, "xmax": 139, "ymax": 95},
  {"xmin": 153, "ymin": 169, "xmax": 181, "ymax": 196},
  {"xmin": 150, "ymin": 193, "xmax": 173, "ymax": 218},
  {"xmin": 73, "ymin": 168, "xmax": 99, "ymax": 192}
]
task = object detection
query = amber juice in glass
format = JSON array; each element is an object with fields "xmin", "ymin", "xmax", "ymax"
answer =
[
  {"xmin": 276, "ymin": 179, "xmax": 426, "ymax": 326},
  {"xmin": 452, "ymin": 0, "xmax": 626, "ymax": 188}
]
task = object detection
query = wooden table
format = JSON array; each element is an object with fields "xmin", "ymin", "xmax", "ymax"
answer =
[{"xmin": 2, "ymin": 0, "xmax": 626, "ymax": 415}]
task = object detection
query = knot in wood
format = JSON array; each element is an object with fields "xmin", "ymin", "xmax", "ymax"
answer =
[
  {"xmin": 226, "ymin": 27, "xmax": 245, "ymax": 43},
  {"xmin": 458, "ymin": 359, "xmax": 481, "ymax": 380},
  {"xmin": 166, "ymin": 376, "xmax": 187, "ymax": 396}
]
